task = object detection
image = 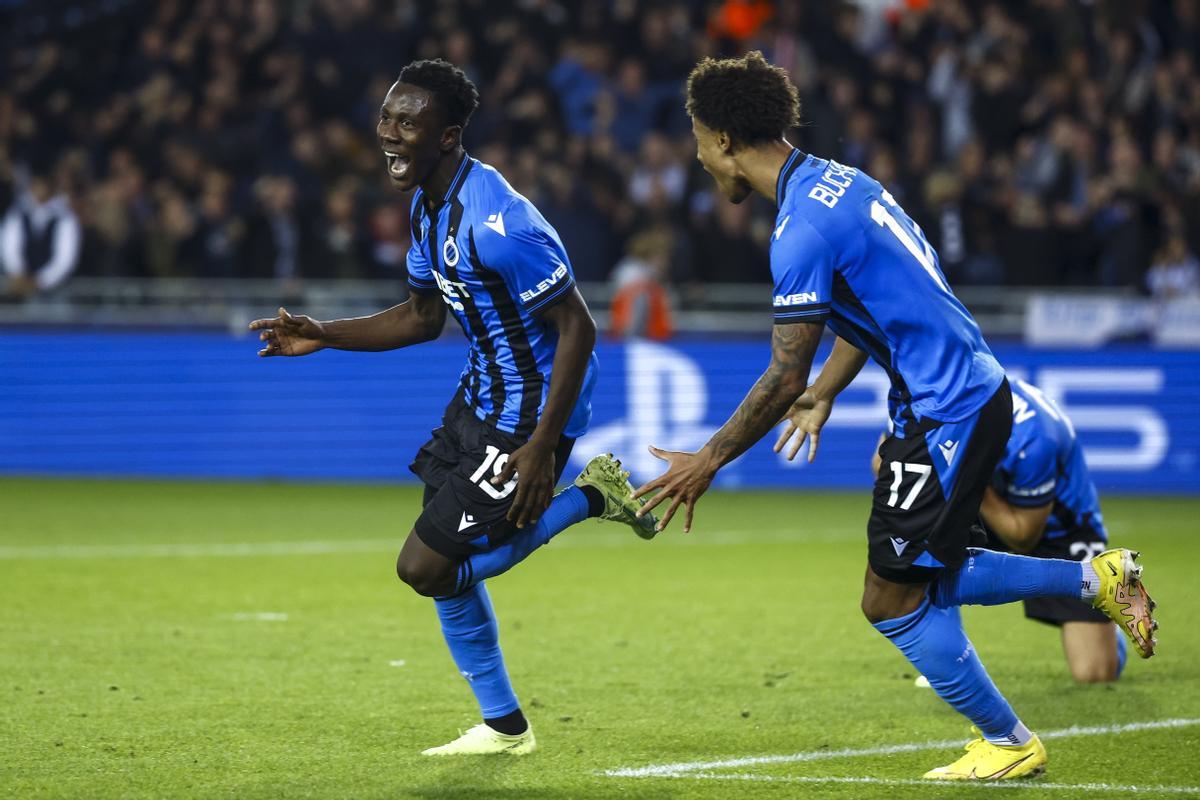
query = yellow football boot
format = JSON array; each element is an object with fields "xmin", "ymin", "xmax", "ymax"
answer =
[
  {"xmin": 421, "ymin": 723, "xmax": 536, "ymax": 756},
  {"xmin": 1091, "ymin": 548, "xmax": 1158, "ymax": 658},
  {"xmin": 924, "ymin": 733, "xmax": 1047, "ymax": 781},
  {"xmin": 574, "ymin": 453, "xmax": 658, "ymax": 539}
]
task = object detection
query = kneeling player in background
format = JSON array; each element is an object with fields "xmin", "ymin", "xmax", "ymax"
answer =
[{"xmin": 873, "ymin": 377, "xmax": 1128, "ymax": 683}]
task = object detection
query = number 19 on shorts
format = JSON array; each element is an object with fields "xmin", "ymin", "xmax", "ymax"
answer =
[{"xmin": 470, "ymin": 445, "xmax": 517, "ymax": 500}]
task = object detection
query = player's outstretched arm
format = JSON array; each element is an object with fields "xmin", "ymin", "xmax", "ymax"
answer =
[
  {"xmin": 978, "ymin": 488, "xmax": 1051, "ymax": 553},
  {"xmin": 492, "ymin": 288, "xmax": 596, "ymax": 528},
  {"xmin": 775, "ymin": 337, "xmax": 867, "ymax": 462},
  {"xmin": 634, "ymin": 321, "xmax": 824, "ymax": 532},
  {"xmin": 249, "ymin": 293, "xmax": 446, "ymax": 356}
]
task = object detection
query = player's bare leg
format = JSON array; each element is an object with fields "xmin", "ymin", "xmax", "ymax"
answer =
[
  {"xmin": 1061, "ymin": 622, "xmax": 1121, "ymax": 683},
  {"xmin": 860, "ymin": 566, "xmax": 926, "ymax": 623},
  {"xmin": 396, "ymin": 530, "xmax": 459, "ymax": 597}
]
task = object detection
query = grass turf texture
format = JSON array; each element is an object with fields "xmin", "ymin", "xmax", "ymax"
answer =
[{"xmin": 2, "ymin": 478, "xmax": 1198, "ymax": 799}]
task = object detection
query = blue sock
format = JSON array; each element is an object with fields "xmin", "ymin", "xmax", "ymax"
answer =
[
  {"xmin": 1115, "ymin": 629, "xmax": 1128, "ymax": 678},
  {"xmin": 453, "ymin": 486, "xmax": 590, "ymax": 593},
  {"xmin": 434, "ymin": 582, "xmax": 519, "ymax": 719},
  {"xmin": 933, "ymin": 548, "xmax": 1084, "ymax": 608},
  {"xmin": 874, "ymin": 597, "xmax": 1029, "ymax": 746}
]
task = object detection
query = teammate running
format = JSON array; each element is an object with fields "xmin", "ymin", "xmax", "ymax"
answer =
[
  {"xmin": 635, "ymin": 52, "xmax": 1156, "ymax": 781},
  {"xmin": 250, "ymin": 59, "xmax": 655, "ymax": 757}
]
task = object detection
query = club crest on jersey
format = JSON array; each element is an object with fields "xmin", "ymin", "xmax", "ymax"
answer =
[{"xmin": 442, "ymin": 237, "xmax": 460, "ymax": 267}]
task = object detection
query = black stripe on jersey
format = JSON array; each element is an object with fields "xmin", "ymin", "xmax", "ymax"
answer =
[
  {"xmin": 832, "ymin": 273, "xmax": 890, "ymax": 361},
  {"xmin": 445, "ymin": 197, "xmax": 507, "ymax": 427},
  {"xmin": 443, "ymin": 154, "xmax": 472, "ymax": 204},
  {"xmin": 406, "ymin": 189, "xmax": 439, "ymax": 295},
  {"xmin": 775, "ymin": 148, "xmax": 806, "ymax": 206},
  {"xmin": 410, "ymin": 188, "xmax": 425, "ymax": 238},
  {"xmin": 831, "ymin": 272, "xmax": 917, "ymax": 430},
  {"xmin": 470, "ymin": 228, "xmax": 544, "ymax": 438}
]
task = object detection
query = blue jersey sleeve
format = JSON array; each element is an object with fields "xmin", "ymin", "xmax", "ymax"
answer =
[
  {"xmin": 473, "ymin": 199, "xmax": 575, "ymax": 314},
  {"xmin": 770, "ymin": 214, "xmax": 834, "ymax": 324},
  {"xmin": 1000, "ymin": 435, "xmax": 1058, "ymax": 507},
  {"xmin": 406, "ymin": 193, "xmax": 438, "ymax": 296}
]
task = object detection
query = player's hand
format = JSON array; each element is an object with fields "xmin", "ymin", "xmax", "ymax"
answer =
[
  {"xmin": 631, "ymin": 445, "xmax": 717, "ymax": 534},
  {"xmin": 870, "ymin": 431, "xmax": 887, "ymax": 476},
  {"xmin": 248, "ymin": 307, "xmax": 326, "ymax": 357},
  {"xmin": 774, "ymin": 390, "xmax": 833, "ymax": 463},
  {"xmin": 493, "ymin": 437, "xmax": 555, "ymax": 529}
]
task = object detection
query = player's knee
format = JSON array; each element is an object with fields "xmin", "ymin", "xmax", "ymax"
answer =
[
  {"xmin": 861, "ymin": 595, "xmax": 891, "ymax": 624},
  {"xmin": 1069, "ymin": 657, "xmax": 1119, "ymax": 684},
  {"xmin": 860, "ymin": 589, "xmax": 897, "ymax": 624},
  {"xmin": 395, "ymin": 554, "xmax": 440, "ymax": 597},
  {"xmin": 401, "ymin": 570, "xmax": 443, "ymax": 597},
  {"xmin": 861, "ymin": 571, "xmax": 926, "ymax": 624}
]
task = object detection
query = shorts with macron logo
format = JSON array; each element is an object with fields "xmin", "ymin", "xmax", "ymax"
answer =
[
  {"xmin": 410, "ymin": 390, "xmax": 575, "ymax": 560},
  {"xmin": 867, "ymin": 379, "xmax": 1013, "ymax": 583}
]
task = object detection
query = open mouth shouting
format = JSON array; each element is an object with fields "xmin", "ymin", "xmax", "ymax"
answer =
[{"xmin": 384, "ymin": 150, "xmax": 411, "ymax": 181}]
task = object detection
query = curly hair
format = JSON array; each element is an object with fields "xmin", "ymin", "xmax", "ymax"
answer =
[
  {"xmin": 398, "ymin": 59, "xmax": 480, "ymax": 129},
  {"xmin": 685, "ymin": 51, "xmax": 800, "ymax": 147}
]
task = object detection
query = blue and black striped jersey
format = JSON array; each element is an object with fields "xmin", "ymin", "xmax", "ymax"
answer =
[
  {"xmin": 406, "ymin": 154, "xmax": 598, "ymax": 438},
  {"xmin": 769, "ymin": 149, "xmax": 1004, "ymax": 431}
]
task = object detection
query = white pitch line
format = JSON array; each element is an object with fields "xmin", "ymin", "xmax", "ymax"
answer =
[
  {"xmin": 606, "ymin": 718, "xmax": 1200, "ymax": 778},
  {"xmin": 675, "ymin": 773, "xmax": 1200, "ymax": 795},
  {"xmin": 0, "ymin": 539, "xmax": 398, "ymax": 560},
  {"xmin": 0, "ymin": 528, "xmax": 857, "ymax": 560}
]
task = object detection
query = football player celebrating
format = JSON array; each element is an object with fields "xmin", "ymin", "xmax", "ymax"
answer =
[
  {"xmin": 251, "ymin": 59, "xmax": 655, "ymax": 756},
  {"xmin": 636, "ymin": 52, "xmax": 1156, "ymax": 781}
]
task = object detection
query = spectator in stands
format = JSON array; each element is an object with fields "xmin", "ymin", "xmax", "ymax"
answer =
[
  {"xmin": 1147, "ymin": 208, "xmax": 1200, "ymax": 299},
  {"xmin": 193, "ymin": 171, "xmax": 243, "ymax": 279},
  {"xmin": 1, "ymin": 0, "xmax": 1199, "ymax": 297},
  {"xmin": 313, "ymin": 177, "xmax": 370, "ymax": 280},
  {"xmin": 689, "ymin": 195, "xmax": 770, "ymax": 287},
  {"xmin": 629, "ymin": 132, "xmax": 686, "ymax": 210},
  {"xmin": 1, "ymin": 162, "xmax": 80, "ymax": 298},
  {"xmin": 142, "ymin": 183, "xmax": 197, "ymax": 279},
  {"xmin": 241, "ymin": 175, "xmax": 315, "ymax": 283},
  {"xmin": 609, "ymin": 228, "xmax": 674, "ymax": 341}
]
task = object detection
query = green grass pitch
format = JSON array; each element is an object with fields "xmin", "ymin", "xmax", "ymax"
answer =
[{"xmin": 2, "ymin": 478, "xmax": 1198, "ymax": 799}]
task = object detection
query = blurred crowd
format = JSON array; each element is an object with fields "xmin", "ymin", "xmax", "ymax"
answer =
[{"xmin": 1, "ymin": 0, "xmax": 1199, "ymax": 309}]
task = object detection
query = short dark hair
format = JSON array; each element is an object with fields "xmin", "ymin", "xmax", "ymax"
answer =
[
  {"xmin": 398, "ymin": 59, "xmax": 480, "ymax": 128},
  {"xmin": 686, "ymin": 51, "xmax": 800, "ymax": 147}
]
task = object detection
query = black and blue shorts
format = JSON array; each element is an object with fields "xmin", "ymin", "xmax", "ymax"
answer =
[
  {"xmin": 867, "ymin": 379, "xmax": 1013, "ymax": 584},
  {"xmin": 410, "ymin": 391, "xmax": 574, "ymax": 560}
]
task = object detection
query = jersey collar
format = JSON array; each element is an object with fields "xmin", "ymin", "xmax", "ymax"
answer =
[
  {"xmin": 443, "ymin": 152, "xmax": 473, "ymax": 205},
  {"xmin": 775, "ymin": 148, "xmax": 806, "ymax": 207},
  {"xmin": 421, "ymin": 152, "xmax": 475, "ymax": 216}
]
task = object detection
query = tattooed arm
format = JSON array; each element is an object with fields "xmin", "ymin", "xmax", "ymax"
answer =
[
  {"xmin": 704, "ymin": 322, "xmax": 825, "ymax": 467},
  {"xmin": 633, "ymin": 321, "xmax": 825, "ymax": 532}
]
